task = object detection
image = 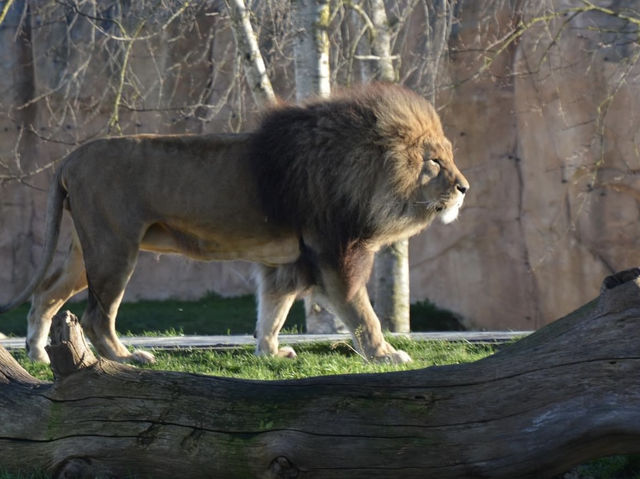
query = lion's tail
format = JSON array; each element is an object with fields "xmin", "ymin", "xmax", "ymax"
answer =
[{"xmin": 0, "ymin": 171, "xmax": 66, "ymax": 314}]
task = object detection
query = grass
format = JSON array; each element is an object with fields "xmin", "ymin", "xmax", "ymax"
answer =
[
  {"xmin": 0, "ymin": 472, "xmax": 48, "ymax": 479},
  {"xmin": 0, "ymin": 294, "xmax": 301, "ymax": 337},
  {"xmin": 0, "ymin": 294, "xmax": 461, "ymax": 337},
  {"xmin": 10, "ymin": 336, "xmax": 495, "ymax": 382}
]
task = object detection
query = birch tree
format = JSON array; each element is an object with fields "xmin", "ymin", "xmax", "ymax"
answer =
[
  {"xmin": 367, "ymin": 0, "xmax": 410, "ymax": 333},
  {"xmin": 225, "ymin": 0, "xmax": 343, "ymax": 334},
  {"xmin": 292, "ymin": 0, "xmax": 348, "ymax": 334},
  {"xmin": 293, "ymin": 0, "xmax": 331, "ymax": 100}
]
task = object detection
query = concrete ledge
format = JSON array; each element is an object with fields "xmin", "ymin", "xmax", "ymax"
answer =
[{"xmin": 0, "ymin": 331, "xmax": 531, "ymax": 351}]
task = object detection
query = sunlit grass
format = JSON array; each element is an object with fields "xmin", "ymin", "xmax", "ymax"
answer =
[{"xmin": 11, "ymin": 336, "xmax": 496, "ymax": 383}]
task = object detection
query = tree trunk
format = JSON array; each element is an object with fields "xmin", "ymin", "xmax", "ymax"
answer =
[
  {"xmin": 368, "ymin": 0, "xmax": 396, "ymax": 83},
  {"xmin": 303, "ymin": 297, "xmax": 348, "ymax": 334},
  {"xmin": 292, "ymin": 0, "xmax": 344, "ymax": 334},
  {"xmin": 374, "ymin": 239, "xmax": 410, "ymax": 332},
  {"xmin": 293, "ymin": 0, "xmax": 331, "ymax": 100},
  {"xmin": 368, "ymin": 0, "xmax": 410, "ymax": 332},
  {"xmin": 2, "ymin": 269, "xmax": 640, "ymax": 478}
]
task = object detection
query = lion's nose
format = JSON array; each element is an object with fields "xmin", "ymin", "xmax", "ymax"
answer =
[{"xmin": 456, "ymin": 184, "xmax": 468, "ymax": 194}]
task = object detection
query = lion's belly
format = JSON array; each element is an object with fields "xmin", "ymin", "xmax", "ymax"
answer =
[{"xmin": 140, "ymin": 223, "xmax": 301, "ymax": 265}]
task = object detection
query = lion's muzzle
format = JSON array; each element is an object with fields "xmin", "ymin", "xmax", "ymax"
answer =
[{"xmin": 439, "ymin": 176, "xmax": 469, "ymax": 224}]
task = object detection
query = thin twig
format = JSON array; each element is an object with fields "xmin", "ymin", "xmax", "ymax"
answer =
[
  {"xmin": 0, "ymin": 0, "xmax": 15, "ymax": 27},
  {"xmin": 109, "ymin": 21, "xmax": 146, "ymax": 134}
]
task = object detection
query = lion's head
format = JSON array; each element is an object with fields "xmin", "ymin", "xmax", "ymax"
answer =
[
  {"xmin": 360, "ymin": 84, "xmax": 469, "ymax": 231},
  {"xmin": 251, "ymin": 83, "xmax": 468, "ymax": 249}
]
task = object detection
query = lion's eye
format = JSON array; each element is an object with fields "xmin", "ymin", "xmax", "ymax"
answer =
[{"xmin": 429, "ymin": 158, "xmax": 441, "ymax": 167}]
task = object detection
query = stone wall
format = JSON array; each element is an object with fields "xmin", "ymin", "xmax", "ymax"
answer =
[
  {"xmin": 1, "ymin": 0, "xmax": 639, "ymax": 330},
  {"xmin": 409, "ymin": 1, "xmax": 640, "ymax": 329}
]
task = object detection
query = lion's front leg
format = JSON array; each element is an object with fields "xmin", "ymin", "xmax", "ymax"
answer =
[{"xmin": 318, "ymin": 264, "xmax": 412, "ymax": 364}]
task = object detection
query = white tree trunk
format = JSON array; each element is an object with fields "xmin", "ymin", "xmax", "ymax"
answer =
[
  {"xmin": 304, "ymin": 297, "xmax": 348, "ymax": 334},
  {"xmin": 224, "ymin": 0, "xmax": 276, "ymax": 107},
  {"xmin": 422, "ymin": 0, "xmax": 455, "ymax": 100},
  {"xmin": 292, "ymin": 0, "xmax": 343, "ymax": 334},
  {"xmin": 369, "ymin": 0, "xmax": 396, "ymax": 83},
  {"xmin": 293, "ymin": 0, "xmax": 331, "ymax": 101},
  {"xmin": 374, "ymin": 238, "xmax": 410, "ymax": 332},
  {"xmin": 368, "ymin": 0, "xmax": 410, "ymax": 333}
]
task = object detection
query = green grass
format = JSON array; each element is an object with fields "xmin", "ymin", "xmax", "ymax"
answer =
[
  {"xmin": 10, "ymin": 336, "xmax": 495, "ymax": 382},
  {"xmin": 558, "ymin": 456, "xmax": 640, "ymax": 479},
  {"xmin": 0, "ymin": 294, "xmax": 305, "ymax": 337},
  {"xmin": 0, "ymin": 294, "xmax": 460, "ymax": 337},
  {"xmin": 0, "ymin": 472, "xmax": 49, "ymax": 479}
]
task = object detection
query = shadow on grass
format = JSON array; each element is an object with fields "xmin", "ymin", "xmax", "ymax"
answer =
[{"xmin": 0, "ymin": 294, "xmax": 463, "ymax": 337}]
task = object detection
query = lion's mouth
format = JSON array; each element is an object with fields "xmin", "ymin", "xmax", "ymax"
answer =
[{"xmin": 438, "ymin": 195, "xmax": 465, "ymax": 224}]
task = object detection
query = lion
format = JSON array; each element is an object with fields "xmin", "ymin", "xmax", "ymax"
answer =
[{"xmin": 0, "ymin": 83, "xmax": 469, "ymax": 365}]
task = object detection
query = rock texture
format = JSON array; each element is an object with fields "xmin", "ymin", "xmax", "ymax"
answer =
[
  {"xmin": 409, "ymin": 1, "xmax": 639, "ymax": 329},
  {"xmin": 1, "ymin": 1, "xmax": 639, "ymax": 330}
]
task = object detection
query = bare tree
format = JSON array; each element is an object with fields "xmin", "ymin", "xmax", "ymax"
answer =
[
  {"xmin": 290, "ymin": 0, "xmax": 350, "ymax": 334},
  {"xmin": 368, "ymin": 0, "xmax": 410, "ymax": 333}
]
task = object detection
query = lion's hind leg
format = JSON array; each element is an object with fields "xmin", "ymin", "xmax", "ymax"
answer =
[
  {"xmin": 82, "ymin": 288, "xmax": 154, "ymax": 364},
  {"xmin": 27, "ymin": 231, "xmax": 87, "ymax": 363},
  {"xmin": 79, "ymin": 233, "xmax": 154, "ymax": 364}
]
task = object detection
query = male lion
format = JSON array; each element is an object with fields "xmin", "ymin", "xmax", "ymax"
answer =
[{"xmin": 0, "ymin": 83, "xmax": 468, "ymax": 365}]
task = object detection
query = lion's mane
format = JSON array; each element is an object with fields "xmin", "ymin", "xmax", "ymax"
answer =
[{"xmin": 250, "ymin": 84, "xmax": 443, "ymax": 259}]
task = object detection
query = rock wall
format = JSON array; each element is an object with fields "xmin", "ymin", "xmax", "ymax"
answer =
[
  {"xmin": 1, "ymin": 0, "xmax": 639, "ymax": 330},
  {"xmin": 410, "ymin": 0, "xmax": 640, "ymax": 329}
]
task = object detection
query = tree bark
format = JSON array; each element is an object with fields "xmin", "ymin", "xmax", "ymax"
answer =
[
  {"xmin": 368, "ymin": 0, "xmax": 410, "ymax": 333},
  {"xmin": 374, "ymin": 239, "xmax": 410, "ymax": 332},
  {"xmin": 291, "ymin": 0, "xmax": 343, "ymax": 334},
  {"xmin": 293, "ymin": 0, "xmax": 331, "ymax": 100},
  {"xmin": 2, "ymin": 270, "xmax": 640, "ymax": 478},
  {"xmin": 368, "ymin": 0, "xmax": 396, "ymax": 83},
  {"xmin": 303, "ymin": 297, "xmax": 348, "ymax": 334}
]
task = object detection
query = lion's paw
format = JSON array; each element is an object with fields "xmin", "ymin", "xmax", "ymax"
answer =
[
  {"xmin": 129, "ymin": 349, "xmax": 156, "ymax": 364},
  {"xmin": 27, "ymin": 347, "xmax": 51, "ymax": 364},
  {"xmin": 277, "ymin": 346, "xmax": 297, "ymax": 359},
  {"xmin": 376, "ymin": 349, "xmax": 412, "ymax": 364}
]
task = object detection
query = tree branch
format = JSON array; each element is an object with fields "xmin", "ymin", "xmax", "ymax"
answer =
[{"xmin": 224, "ymin": 0, "xmax": 276, "ymax": 108}]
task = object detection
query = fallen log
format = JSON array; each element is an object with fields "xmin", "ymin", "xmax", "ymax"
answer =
[{"xmin": 2, "ymin": 269, "xmax": 640, "ymax": 478}]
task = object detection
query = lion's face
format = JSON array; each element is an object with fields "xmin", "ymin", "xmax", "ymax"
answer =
[{"xmin": 415, "ymin": 136, "xmax": 469, "ymax": 224}]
